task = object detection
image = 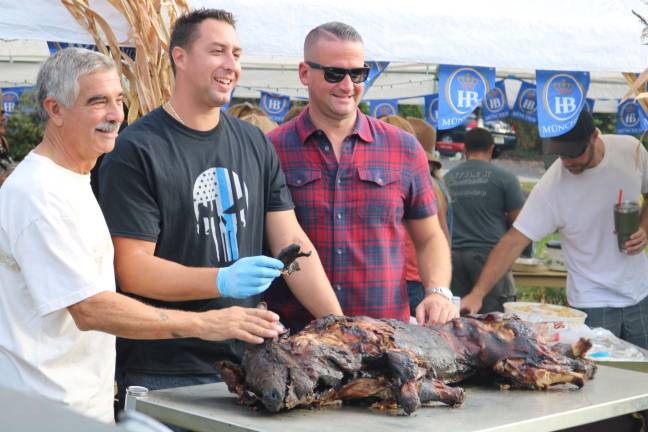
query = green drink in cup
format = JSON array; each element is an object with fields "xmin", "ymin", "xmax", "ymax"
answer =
[{"xmin": 614, "ymin": 201, "xmax": 641, "ymax": 253}]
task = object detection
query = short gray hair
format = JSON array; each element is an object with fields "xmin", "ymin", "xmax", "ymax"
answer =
[
  {"xmin": 304, "ymin": 22, "xmax": 363, "ymax": 56},
  {"xmin": 36, "ymin": 48, "xmax": 117, "ymax": 123}
]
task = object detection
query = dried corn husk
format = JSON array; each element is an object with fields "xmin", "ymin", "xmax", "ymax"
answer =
[{"xmin": 61, "ymin": 0, "xmax": 189, "ymax": 124}]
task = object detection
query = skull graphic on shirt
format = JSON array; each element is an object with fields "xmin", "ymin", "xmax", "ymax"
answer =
[{"xmin": 193, "ymin": 168, "xmax": 248, "ymax": 262}]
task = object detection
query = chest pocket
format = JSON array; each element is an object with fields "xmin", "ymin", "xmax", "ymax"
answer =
[
  {"xmin": 356, "ymin": 167, "xmax": 402, "ymax": 224},
  {"xmin": 285, "ymin": 169, "xmax": 324, "ymax": 224}
]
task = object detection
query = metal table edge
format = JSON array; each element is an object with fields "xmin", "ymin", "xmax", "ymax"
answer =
[{"xmin": 477, "ymin": 394, "xmax": 648, "ymax": 432}]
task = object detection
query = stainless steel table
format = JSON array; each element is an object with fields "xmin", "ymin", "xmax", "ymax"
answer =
[{"xmin": 136, "ymin": 365, "xmax": 648, "ymax": 432}]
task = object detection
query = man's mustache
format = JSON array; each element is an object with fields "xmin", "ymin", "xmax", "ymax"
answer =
[{"xmin": 95, "ymin": 122, "xmax": 120, "ymax": 132}]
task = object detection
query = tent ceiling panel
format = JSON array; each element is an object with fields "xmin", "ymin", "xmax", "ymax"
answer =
[
  {"xmin": 0, "ymin": 1, "xmax": 645, "ymax": 114},
  {"xmin": 0, "ymin": 0, "xmax": 646, "ymax": 72}
]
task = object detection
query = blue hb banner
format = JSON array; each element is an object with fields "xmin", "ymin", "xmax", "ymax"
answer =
[
  {"xmin": 616, "ymin": 99, "xmax": 648, "ymax": 135},
  {"xmin": 585, "ymin": 98, "xmax": 595, "ymax": 113},
  {"xmin": 437, "ymin": 64, "xmax": 495, "ymax": 130},
  {"xmin": 259, "ymin": 91, "xmax": 290, "ymax": 123},
  {"xmin": 536, "ymin": 70, "xmax": 590, "ymax": 138},
  {"xmin": 423, "ymin": 93, "xmax": 439, "ymax": 127},
  {"xmin": 363, "ymin": 61, "xmax": 390, "ymax": 96},
  {"xmin": 47, "ymin": 41, "xmax": 136, "ymax": 60},
  {"xmin": 368, "ymin": 99, "xmax": 398, "ymax": 118},
  {"xmin": 2, "ymin": 86, "xmax": 31, "ymax": 117},
  {"xmin": 511, "ymin": 81, "xmax": 537, "ymax": 123},
  {"xmin": 482, "ymin": 80, "xmax": 509, "ymax": 122}
]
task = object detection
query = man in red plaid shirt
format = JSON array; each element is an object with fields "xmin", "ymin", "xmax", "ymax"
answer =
[{"xmin": 265, "ymin": 22, "xmax": 456, "ymax": 332}]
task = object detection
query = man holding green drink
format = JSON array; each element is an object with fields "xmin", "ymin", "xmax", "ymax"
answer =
[{"xmin": 470, "ymin": 109, "xmax": 648, "ymax": 349}]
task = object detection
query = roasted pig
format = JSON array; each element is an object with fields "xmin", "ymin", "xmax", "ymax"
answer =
[{"xmin": 217, "ymin": 313, "xmax": 596, "ymax": 415}]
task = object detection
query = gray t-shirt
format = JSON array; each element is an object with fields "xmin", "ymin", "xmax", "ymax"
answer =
[{"xmin": 444, "ymin": 159, "xmax": 524, "ymax": 250}]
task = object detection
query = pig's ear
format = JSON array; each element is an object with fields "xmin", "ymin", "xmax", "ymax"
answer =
[{"xmin": 215, "ymin": 360, "xmax": 245, "ymax": 396}]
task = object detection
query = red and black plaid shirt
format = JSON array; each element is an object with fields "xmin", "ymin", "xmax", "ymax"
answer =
[{"xmin": 265, "ymin": 108, "xmax": 436, "ymax": 330}]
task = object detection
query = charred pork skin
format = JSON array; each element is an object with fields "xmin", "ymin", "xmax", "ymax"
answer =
[
  {"xmin": 276, "ymin": 243, "xmax": 312, "ymax": 275},
  {"xmin": 217, "ymin": 313, "xmax": 596, "ymax": 415}
]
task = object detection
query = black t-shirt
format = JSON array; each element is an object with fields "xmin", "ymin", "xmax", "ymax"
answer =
[{"xmin": 99, "ymin": 108, "xmax": 293, "ymax": 374}]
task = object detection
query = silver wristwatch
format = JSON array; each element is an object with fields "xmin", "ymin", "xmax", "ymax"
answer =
[{"xmin": 424, "ymin": 286, "xmax": 453, "ymax": 301}]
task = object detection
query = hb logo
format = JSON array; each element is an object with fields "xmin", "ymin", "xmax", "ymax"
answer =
[
  {"xmin": 446, "ymin": 68, "xmax": 488, "ymax": 114},
  {"xmin": 487, "ymin": 97, "xmax": 502, "ymax": 110},
  {"xmin": 262, "ymin": 94, "xmax": 288, "ymax": 115},
  {"xmin": 620, "ymin": 102, "xmax": 640, "ymax": 127},
  {"xmin": 520, "ymin": 89, "xmax": 537, "ymax": 113},
  {"xmin": 457, "ymin": 73, "xmax": 479, "ymax": 108},
  {"xmin": 2, "ymin": 92, "xmax": 19, "ymax": 115},
  {"xmin": 374, "ymin": 103, "xmax": 396, "ymax": 118},
  {"xmin": 485, "ymin": 87, "xmax": 505, "ymax": 113},
  {"xmin": 625, "ymin": 112, "xmax": 638, "ymax": 125},
  {"xmin": 543, "ymin": 74, "xmax": 584, "ymax": 121},
  {"xmin": 267, "ymin": 99, "xmax": 282, "ymax": 111}
]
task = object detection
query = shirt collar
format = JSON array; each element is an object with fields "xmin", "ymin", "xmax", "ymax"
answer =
[{"xmin": 295, "ymin": 106, "xmax": 375, "ymax": 144}]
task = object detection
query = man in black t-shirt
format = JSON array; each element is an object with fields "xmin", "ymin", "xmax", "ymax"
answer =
[{"xmin": 99, "ymin": 9, "xmax": 342, "ymax": 410}]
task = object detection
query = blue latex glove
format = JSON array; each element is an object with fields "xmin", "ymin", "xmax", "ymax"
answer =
[{"xmin": 217, "ymin": 255, "xmax": 284, "ymax": 299}]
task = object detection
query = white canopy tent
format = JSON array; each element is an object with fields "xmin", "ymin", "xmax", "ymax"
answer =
[{"xmin": 0, "ymin": 0, "xmax": 646, "ymax": 113}]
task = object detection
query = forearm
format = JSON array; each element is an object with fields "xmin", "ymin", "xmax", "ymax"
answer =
[
  {"xmin": 69, "ymin": 290, "xmax": 284, "ymax": 343},
  {"xmin": 410, "ymin": 217, "xmax": 457, "ymax": 324},
  {"xmin": 116, "ymin": 251, "xmax": 218, "ymax": 302},
  {"xmin": 68, "ymin": 291, "xmax": 203, "ymax": 339},
  {"xmin": 472, "ymin": 228, "xmax": 530, "ymax": 298},
  {"xmin": 265, "ymin": 210, "xmax": 343, "ymax": 317},
  {"xmin": 415, "ymin": 221, "xmax": 452, "ymax": 289},
  {"xmin": 274, "ymin": 237, "xmax": 342, "ymax": 317}
]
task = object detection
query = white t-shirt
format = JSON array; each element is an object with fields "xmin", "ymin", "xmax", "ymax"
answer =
[
  {"xmin": 514, "ymin": 135, "xmax": 648, "ymax": 308},
  {"xmin": 0, "ymin": 152, "xmax": 116, "ymax": 423}
]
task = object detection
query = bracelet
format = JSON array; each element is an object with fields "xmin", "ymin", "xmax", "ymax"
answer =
[{"xmin": 424, "ymin": 286, "xmax": 453, "ymax": 301}]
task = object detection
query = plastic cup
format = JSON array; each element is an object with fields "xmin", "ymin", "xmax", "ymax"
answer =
[
  {"xmin": 124, "ymin": 385, "xmax": 149, "ymax": 412},
  {"xmin": 614, "ymin": 201, "xmax": 640, "ymax": 253}
]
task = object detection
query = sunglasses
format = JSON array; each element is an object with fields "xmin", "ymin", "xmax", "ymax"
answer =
[{"xmin": 305, "ymin": 61, "xmax": 371, "ymax": 84}]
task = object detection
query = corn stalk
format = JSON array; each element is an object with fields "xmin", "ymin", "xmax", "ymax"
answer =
[
  {"xmin": 626, "ymin": 9, "xmax": 648, "ymax": 142},
  {"xmin": 61, "ymin": 0, "xmax": 189, "ymax": 124}
]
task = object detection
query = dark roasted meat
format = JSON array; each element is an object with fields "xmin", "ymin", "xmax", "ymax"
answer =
[
  {"xmin": 276, "ymin": 243, "xmax": 312, "ymax": 275},
  {"xmin": 216, "ymin": 313, "xmax": 596, "ymax": 415}
]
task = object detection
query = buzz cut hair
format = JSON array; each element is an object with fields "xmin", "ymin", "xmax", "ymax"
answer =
[
  {"xmin": 464, "ymin": 127, "xmax": 495, "ymax": 153},
  {"xmin": 304, "ymin": 22, "xmax": 363, "ymax": 57},
  {"xmin": 169, "ymin": 8, "xmax": 236, "ymax": 75}
]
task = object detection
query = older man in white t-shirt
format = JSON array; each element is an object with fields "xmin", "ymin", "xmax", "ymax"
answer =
[
  {"xmin": 469, "ymin": 109, "xmax": 648, "ymax": 349},
  {"xmin": 0, "ymin": 48, "xmax": 284, "ymax": 423}
]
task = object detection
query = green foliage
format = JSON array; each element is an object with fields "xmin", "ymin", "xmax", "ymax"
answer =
[
  {"xmin": 397, "ymin": 104, "xmax": 423, "ymax": 119},
  {"xmin": 358, "ymin": 102, "xmax": 369, "ymax": 115},
  {"xmin": 517, "ymin": 286, "xmax": 568, "ymax": 305},
  {"xmin": 520, "ymin": 180, "xmax": 535, "ymax": 197},
  {"xmin": 533, "ymin": 232, "xmax": 561, "ymax": 265},
  {"xmin": 5, "ymin": 90, "xmax": 43, "ymax": 161},
  {"xmin": 593, "ymin": 113, "xmax": 615, "ymax": 134},
  {"xmin": 518, "ymin": 230, "xmax": 567, "ymax": 305},
  {"xmin": 510, "ymin": 119, "xmax": 541, "ymax": 152}
]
